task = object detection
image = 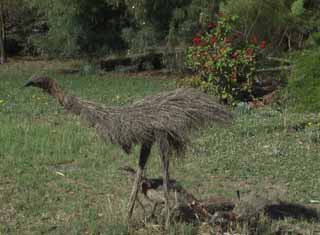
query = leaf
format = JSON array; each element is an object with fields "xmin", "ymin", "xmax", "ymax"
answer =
[{"xmin": 291, "ymin": 0, "xmax": 305, "ymax": 16}]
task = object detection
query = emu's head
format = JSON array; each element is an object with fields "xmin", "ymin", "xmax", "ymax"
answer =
[{"xmin": 24, "ymin": 76, "xmax": 58, "ymax": 94}]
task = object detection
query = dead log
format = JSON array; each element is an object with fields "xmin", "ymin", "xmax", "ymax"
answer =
[
  {"xmin": 100, "ymin": 57, "xmax": 132, "ymax": 71},
  {"xmin": 100, "ymin": 52, "xmax": 163, "ymax": 72}
]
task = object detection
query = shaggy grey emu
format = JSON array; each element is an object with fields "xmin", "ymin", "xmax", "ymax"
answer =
[{"xmin": 24, "ymin": 75, "xmax": 232, "ymax": 228}]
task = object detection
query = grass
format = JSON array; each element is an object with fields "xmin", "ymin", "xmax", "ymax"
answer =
[
  {"xmin": 0, "ymin": 59, "xmax": 320, "ymax": 234},
  {"xmin": 288, "ymin": 47, "xmax": 320, "ymax": 113}
]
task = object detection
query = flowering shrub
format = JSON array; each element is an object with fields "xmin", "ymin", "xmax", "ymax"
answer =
[{"xmin": 180, "ymin": 15, "xmax": 266, "ymax": 104}]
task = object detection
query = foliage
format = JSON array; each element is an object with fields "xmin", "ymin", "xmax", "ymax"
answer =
[
  {"xmin": 288, "ymin": 47, "xmax": 320, "ymax": 112},
  {"xmin": 167, "ymin": 0, "xmax": 224, "ymax": 46},
  {"xmin": 29, "ymin": 0, "xmax": 128, "ymax": 56},
  {"xmin": 291, "ymin": 0, "xmax": 305, "ymax": 16},
  {"xmin": 79, "ymin": 63, "xmax": 98, "ymax": 76},
  {"xmin": 119, "ymin": 0, "xmax": 225, "ymax": 51},
  {"xmin": 121, "ymin": 26, "xmax": 159, "ymax": 53},
  {"xmin": 2, "ymin": 0, "xmax": 318, "ymax": 59},
  {"xmin": 305, "ymin": 32, "xmax": 320, "ymax": 49},
  {"xmin": 0, "ymin": 0, "xmax": 36, "ymax": 61},
  {"xmin": 180, "ymin": 15, "xmax": 266, "ymax": 104},
  {"xmin": 221, "ymin": 0, "xmax": 320, "ymax": 53},
  {"xmin": 119, "ymin": 0, "xmax": 192, "ymax": 51}
]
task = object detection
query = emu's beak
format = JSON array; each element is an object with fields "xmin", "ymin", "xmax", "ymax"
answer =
[{"xmin": 24, "ymin": 80, "xmax": 34, "ymax": 87}]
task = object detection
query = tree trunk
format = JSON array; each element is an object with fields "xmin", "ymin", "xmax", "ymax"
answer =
[{"xmin": 0, "ymin": 4, "xmax": 6, "ymax": 64}]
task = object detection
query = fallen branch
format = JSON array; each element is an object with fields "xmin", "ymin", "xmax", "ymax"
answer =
[
  {"xmin": 266, "ymin": 56, "xmax": 291, "ymax": 64},
  {"xmin": 256, "ymin": 65, "xmax": 293, "ymax": 73},
  {"xmin": 100, "ymin": 52, "xmax": 163, "ymax": 72}
]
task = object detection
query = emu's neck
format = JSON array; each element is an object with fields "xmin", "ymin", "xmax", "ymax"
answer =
[
  {"xmin": 48, "ymin": 83, "xmax": 65, "ymax": 106},
  {"xmin": 48, "ymin": 84, "xmax": 86, "ymax": 115}
]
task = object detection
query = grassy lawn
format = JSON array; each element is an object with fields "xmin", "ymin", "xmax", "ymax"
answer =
[{"xmin": 0, "ymin": 59, "xmax": 319, "ymax": 234}]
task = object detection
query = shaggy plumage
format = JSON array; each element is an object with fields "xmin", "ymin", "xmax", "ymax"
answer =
[
  {"xmin": 24, "ymin": 75, "xmax": 233, "ymax": 228},
  {"xmin": 63, "ymin": 88, "xmax": 232, "ymax": 155}
]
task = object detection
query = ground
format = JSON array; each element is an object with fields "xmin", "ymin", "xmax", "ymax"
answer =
[{"xmin": 0, "ymin": 59, "xmax": 319, "ymax": 234}]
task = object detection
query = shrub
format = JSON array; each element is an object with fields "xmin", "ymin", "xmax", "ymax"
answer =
[
  {"xmin": 221, "ymin": 0, "xmax": 320, "ymax": 53},
  {"xmin": 79, "ymin": 63, "xmax": 98, "ymax": 76},
  {"xmin": 288, "ymin": 48, "xmax": 320, "ymax": 112},
  {"xmin": 121, "ymin": 26, "xmax": 159, "ymax": 53},
  {"xmin": 29, "ymin": 0, "xmax": 128, "ymax": 56},
  {"xmin": 179, "ymin": 15, "xmax": 266, "ymax": 104}
]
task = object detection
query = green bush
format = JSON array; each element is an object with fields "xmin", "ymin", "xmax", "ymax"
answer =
[
  {"xmin": 221, "ymin": 0, "xmax": 291, "ymax": 46},
  {"xmin": 29, "ymin": 0, "xmax": 128, "ymax": 56},
  {"xmin": 79, "ymin": 63, "xmax": 98, "ymax": 76},
  {"xmin": 179, "ymin": 15, "xmax": 266, "ymax": 104},
  {"xmin": 121, "ymin": 26, "xmax": 159, "ymax": 53},
  {"xmin": 305, "ymin": 32, "xmax": 320, "ymax": 49},
  {"xmin": 221, "ymin": 0, "xmax": 320, "ymax": 53},
  {"xmin": 288, "ymin": 48, "xmax": 320, "ymax": 112}
]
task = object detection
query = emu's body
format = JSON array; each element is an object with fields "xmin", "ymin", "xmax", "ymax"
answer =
[{"xmin": 24, "ymin": 76, "xmax": 233, "ymax": 228}]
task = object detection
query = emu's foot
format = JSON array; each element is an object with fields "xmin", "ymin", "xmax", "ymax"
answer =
[
  {"xmin": 164, "ymin": 214, "xmax": 171, "ymax": 230},
  {"xmin": 145, "ymin": 213, "xmax": 158, "ymax": 224}
]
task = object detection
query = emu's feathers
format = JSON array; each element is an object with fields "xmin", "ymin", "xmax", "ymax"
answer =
[{"xmin": 62, "ymin": 88, "xmax": 232, "ymax": 155}]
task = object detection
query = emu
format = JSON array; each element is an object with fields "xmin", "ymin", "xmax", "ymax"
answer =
[{"xmin": 24, "ymin": 75, "xmax": 232, "ymax": 228}]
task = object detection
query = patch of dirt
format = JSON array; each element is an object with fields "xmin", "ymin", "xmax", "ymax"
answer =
[{"xmin": 0, "ymin": 179, "xmax": 18, "ymax": 227}]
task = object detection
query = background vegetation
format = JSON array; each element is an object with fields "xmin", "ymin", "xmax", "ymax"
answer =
[
  {"xmin": 1, "ymin": 0, "xmax": 319, "ymax": 110},
  {"xmin": 1, "ymin": 0, "xmax": 319, "ymax": 55},
  {"xmin": 1, "ymin": 1, "xmax": 320, "ymax": 233}
]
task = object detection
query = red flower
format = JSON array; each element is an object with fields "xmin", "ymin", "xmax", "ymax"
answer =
[
  {"xmin": 230, "ymin": 71, "xmax": 237, "ymax": 81},
  {"xmin": 208, "ymin": 22, "xmax": 216, "ymax": 29},
  {"xmin": 231, "ymin": 51, "xmax": 238, "ymax": 59},
  {"xmin": 245, "ymin": 48, "xmax": 255, "ymax": 61},
  {"xmin": 192, "ymin": 37, "xmax": 201, "ymax": 45},
  {"xmin": 224, "ymin": 37, "xmax": 231, "ymax": 44},
  {"xmin": 220, "ymin": 47, "xmax": 226, "ymax": 54},
  {"xmin": 201, "ymin": 51, "xmax": 208, "ymax": 57},
  {"xmin": 245, "ymin": 48, "xmax": 253, "ymax": 56},
  {"xmin": 259, "ymin": 40, "xmax": 267, "ymax": 49},
  {"xmin": 212, "ymin": 54, "xmax": 219, "ymax": 60},
  {"xmin": 211, "ymin": 36, "xmax": 217, "ymax": 44},
  {"xmin": 250, "ymin": 34, "xmax": 258, "ymax": 44}
]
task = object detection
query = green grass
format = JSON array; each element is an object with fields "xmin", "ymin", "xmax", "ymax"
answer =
[
  {"xmin": 288, "ymin": 47, "xmax": 320, "ymax": 113},
  {"xmin": 0, "ymin": 59, "xmax": 320, "ymax": 234}
]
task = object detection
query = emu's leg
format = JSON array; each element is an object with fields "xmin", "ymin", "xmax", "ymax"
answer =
[
  {"xmin": 127, "ymin": 142, "xmax": 152, "ymax": 222},
  {"xmin": 159, "ymin": 136, "xmax": 171, "ymax": 229},
  {"xmin": 136, "ymin": 197, "xmax": 146, "ymax": 217},
  {"xmin": 150, "ymin": 202, "xmax": 159, "ymax": 218}
]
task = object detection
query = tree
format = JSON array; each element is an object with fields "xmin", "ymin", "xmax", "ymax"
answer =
[
  {"xmin": 120, "ymin": 0, "xmax": 225, "ymax": 51},
  {"xmin": 27, "ymin": 0, "xmax": 227, "ymax": 55},
  {"xmin": 0, "ymin": 0, "xmax": 36, "ymax": 63},
  {"xmin": 0, "ymin": 2, "xmax": 7, "ymax": 64},
  {"xmin": 29, "ymin": 0, "xmax": 129, "ymax": 56},
  {"xmin": 221, "ymin": 0, "xmax": 320, "ymax": 53}
]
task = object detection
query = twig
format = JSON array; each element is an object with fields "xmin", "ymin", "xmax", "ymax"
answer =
[
  {"xmin": 266, "ymin": 56, "xmax": 291, "ymax": 64},
  {"xmin": 256, "ymin": 66, "xmax": 293, "ymax": 73}
]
